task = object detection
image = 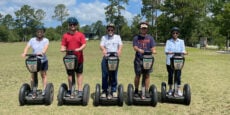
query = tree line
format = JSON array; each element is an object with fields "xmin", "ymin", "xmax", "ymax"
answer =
[{"xmin": 0, "ymin": 0, "xmax": 229, "ymax": 49}]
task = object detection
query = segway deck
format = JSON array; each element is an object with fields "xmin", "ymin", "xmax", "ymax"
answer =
[{"xmin": 99, "ymin": 97, "xmax": 119, "ymax": 105}]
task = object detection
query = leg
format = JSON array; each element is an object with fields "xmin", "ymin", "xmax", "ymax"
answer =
[
  {"xmin": 111, "ymin": 71, "xmax": 118, "ymax": 92},
  {"xmin": 144, "ymin": 74, "xmax": 150, "ymax": 91},
  {"xmin": 76, "ymin": 73, "xmax": 83, "ymax": 91},
  {"xmin": 40, "ymin": 71, "xmax": 47, "ymax": 90},
  {"xmin": 101, "ymin": 58, "xmax": 108, "ymax": 92},
  {"xmin": 166, "ymin": 65, "xmax": 173, "ymax": 89}
]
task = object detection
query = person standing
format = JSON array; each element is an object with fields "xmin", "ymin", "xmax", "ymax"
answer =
[
  {"xmin": 165, "ymin": 27, "xmax": 187, "ymax": 96},
  {"xmin": 60, "ymin": 17, "xmax": 87, "ymax": 97},
  {"xmin": 21, "ymin": 25, "xmax": 49, "ymax": 96},
  {"xmin": 133, "ymin": 22, "xmax": 156, "ymax": 99},
  {"xmin": 100, "ymin": 23, "xmax": 123, "ymax": 99}
]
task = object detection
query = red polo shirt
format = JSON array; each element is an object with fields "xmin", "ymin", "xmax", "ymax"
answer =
[{"xmin": 61, "ymin": 32, "xmax": 86, "ymax": 63}]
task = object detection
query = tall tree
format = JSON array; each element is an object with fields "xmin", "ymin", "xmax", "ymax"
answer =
[
  {"xmin": 105, "ymin": 0, "xmax": 129, "ymax": 34},
  {"xmin": 2, "ymin": 14, "xmax": 14, "ymax": 29},
  {"xmin": 52, "ymin": 4, "xmax": 69, "ymax": 34},
  {"xmin": 15, "ymin": 5, "xmax": 35, "ymax": 41}
]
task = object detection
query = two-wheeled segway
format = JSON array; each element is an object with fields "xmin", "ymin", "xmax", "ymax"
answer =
[
  {"xmin": 127, "ymin": 51, "xmax": 158, "ymax": 107},
  {"xmin": 161, "ymin": 53, "xmax": 191, "ymax": 105},
  {"xmin": 94, "ymin": 52, "xmax": 123, "ymax": 106},
  {"xmin": 19, "ymin": 54, "xmax": 54, "ymax": 105},
  {"xmin": 57, "ymin": 50, "xmax": 90, "ymax": 106}
]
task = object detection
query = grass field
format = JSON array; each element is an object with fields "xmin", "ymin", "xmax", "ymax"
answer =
[{"xmin": 0, "ymin": 41, "xmax": 229, "ymax": 115}]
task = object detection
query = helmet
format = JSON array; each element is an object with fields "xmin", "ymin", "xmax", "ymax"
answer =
[
  {"xmin": 171, "ymin": 27, "xmax": 180, "ymax": 33},
  {"xmin": 106, "ymin": 23, "xmax": 115, "ymax": 29},
  {"xmin": 67, "ymin": 17, "xmax": 79, "ymax": 25},
  {"xmin": 35, "ymin": 25, "xmax": 46, "ymax": 32}
]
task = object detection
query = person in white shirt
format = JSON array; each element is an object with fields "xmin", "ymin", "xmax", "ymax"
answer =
[{"xmin": 100, "ymin": 23, "xmax": 123, "ymax": 98}]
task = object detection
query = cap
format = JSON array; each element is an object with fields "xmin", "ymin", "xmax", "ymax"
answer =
[{"xmin": 140, "ymin": 22, "xmax": 148, "ymax": 28}]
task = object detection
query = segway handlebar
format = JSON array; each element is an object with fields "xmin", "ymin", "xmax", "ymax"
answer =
[{"xmin": 25, "ymin": 54, "xmax": 43, "ymax": 57}]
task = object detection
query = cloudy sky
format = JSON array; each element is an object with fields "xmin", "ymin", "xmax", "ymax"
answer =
[{"xmin": 0, "ymin": 0, "xmax": 143, "ymax": 27}]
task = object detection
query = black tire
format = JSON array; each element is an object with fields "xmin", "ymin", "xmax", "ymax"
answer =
[
  {"xmin": 82, "ymin": 84, "xmax": 90, "ymax": 106},
  {"xmin": 161, "ymin": 82, "xmax": 167, "ymax": 103},
  {"xmin": 127, "ymin": 84, "xmax": 133, "ymax": 105},
  {"xmin": 19, "ymin": 83, "xmax": 31, "ymax": 106},
  {"xmin": 94, "ymin": 84, "xmax": 100, "ymax": 106},
  {"xmin": 183, "ymin": 84, "xmax": 191, "ymax": 105},
  {"xmin": 117, "ymin": 84, "xmax": 124, "ymax": 106},
  {"xmin": 149, "ymin": 84, "xmax": 158, "ymax": 107},
  {"xmin": 57, "ymin": 83, "xmax": 68, "ymax": 106},
  {"xmin": 44, "ymin": 83, "xmax": 54, "ymax": 105}
]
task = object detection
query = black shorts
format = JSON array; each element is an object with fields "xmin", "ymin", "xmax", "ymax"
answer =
[
  {"xmin": 66, "ymin": 63, "xmax": 83, "ymax": 75},
  {"xmin": 41, "ymin": 60, "xmax": 48, "ymax": 71},
  {"xmin": 134, "ymin": 57, "xmax": 153, "ymax": 76}
]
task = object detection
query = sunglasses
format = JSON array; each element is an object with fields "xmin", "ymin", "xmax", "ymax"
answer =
[
  {"xmin": 107, "ymin": 29, "xmax": 114, "ymax": 32},
  {"xmin": 172, "ymin": 32, "xmax": 179, "ymax": 35},
  {"xmin": 69, "ymin": 24, "xmax": 76, "ymax": 26}
]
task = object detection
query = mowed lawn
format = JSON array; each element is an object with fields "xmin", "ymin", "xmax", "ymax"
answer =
[{"xmin": 0, "ymin": 41, "xmax": 229, "ymax": 115}]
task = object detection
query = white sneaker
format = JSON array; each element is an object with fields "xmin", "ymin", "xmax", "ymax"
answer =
[
  {"xmin": 100, "ymin": 92, "xmax": 106, "ymax": 98},
  {"xmin": 112, "ymin": 92, "xmax": 117, "ymax": 97},
  {"xmin": 177, "ymin": 90, "xmax": 183, "ymax": 96},
  {"xmin": 168, "ymin": 89, "xmax": 173, "ymax": 95}
]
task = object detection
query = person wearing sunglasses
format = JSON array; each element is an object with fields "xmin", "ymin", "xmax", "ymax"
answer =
[
  {"xmin": 60, "ymin": 17, "xmax": 87, "ymax": 97},
  {"xmin": 100, "ymin": 23, "xmax": 123, "ymax": 99},
  {"xmin": 133, "ymin": 22, "xmax": 156, "ymax": 99},
  {"xmin": 165, "ymin": 27, "xmax": 187, "ymax": 96}
]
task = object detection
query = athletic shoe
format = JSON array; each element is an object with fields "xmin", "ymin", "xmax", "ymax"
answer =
[
  {"xmin": 78, "ymin": 91, "xmax": 83, "ymax": 97},
  {"xmin": 145, "ymin": 92, "xmax": 150, "ymax": 98},
  {"xmin": 112, "ymin": 92, "xmax": 117, "ymax": 97},
  {"xmin": 107, "ymin": 94, "xmax": 112, "ymax": 99},
  {"xmin": 134, "ymin": 89, "xmax": 139, "ymax": 97},
  {"xmin": 66, "ymin": 90, "xmax": 71, "ymax": 97},
  {"xmin": 168, "ymin": 89, "xmax": 173, "ymax": 95},
  {"xmin": 177, "ymin": 90, "xmax": 183, "ymax": 96},
  {"xmin": 42, "ymin": 90, "xmax": 46, "ymax": 96},
  {"xmin": 100, "ymin": 92, "xmax": 106, "ymax": 98}
]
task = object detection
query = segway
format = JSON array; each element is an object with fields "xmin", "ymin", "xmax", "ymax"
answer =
[
  {"xmin": 57, "ymin": 50, "xmax": 90, "ymax": 106},
  {"xmin": 19, "ymin": 54, "xmax": 54, "ymax": 105},
  {"xmin": 127, "ymin": 51, "xmax": 158, "ymax": 107},
  {"xmin": 161, "ymin": 53, "xmax": 191, "ymax": 105},
  {"xmin": 94, "ymin": 52, "xmax": 124, "ymax": 106}
]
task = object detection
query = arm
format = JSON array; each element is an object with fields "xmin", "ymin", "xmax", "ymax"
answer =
[
  {"xmin": 75, "ymin": 43, "xmax": 86, "ymax": 51},
  {"xmin": 21, "ymin": 44, "xmax": 30, "ymax": 57},
  {"xmin": 165, "ymin": 40, "xmax": 173, "ymax": 55},
  {"xmin": 133, "ymin": 46, "xmax": 144, "ymax": 54},
  {"xmin": 117, "ymin": 44, "xmax": 123, "ymax": 56},
  {"xmin": 151, "ymin": 47, "xmax": 156, "ymax": 54}
]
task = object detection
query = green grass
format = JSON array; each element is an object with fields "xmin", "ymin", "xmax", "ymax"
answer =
[{"xmin": 0, "ymin": 41, "xmax": 229, "ymax": 115}]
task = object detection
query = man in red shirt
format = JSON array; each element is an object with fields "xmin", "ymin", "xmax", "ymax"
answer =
[{"xmin": 60, "ymin": 17, "xmax": 87, "ymax": 97}]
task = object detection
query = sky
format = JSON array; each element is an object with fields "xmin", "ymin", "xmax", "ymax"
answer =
[{"xmin": 0, "ymin": 0, "xmax": 143, "ymax": 27}]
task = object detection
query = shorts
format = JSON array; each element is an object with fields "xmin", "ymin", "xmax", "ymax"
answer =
[
  {"xmin": 41, "ymin": 60, "xmax": 48, "ymax": 71},
  {"xmin": 134, "ymin": 57, "xmax": 153, "ymax": 76},
  {"xmin": 66, "ymin": 63, "xmax": 83, "ymax": 75}
]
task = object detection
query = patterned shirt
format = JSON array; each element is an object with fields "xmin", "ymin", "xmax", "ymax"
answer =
[{"xmin": 165, "ymin": 38, "xmax": 186, "ymax": 65}]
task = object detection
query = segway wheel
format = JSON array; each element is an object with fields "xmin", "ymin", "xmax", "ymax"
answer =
[
  {"xmin": 19, "ymin": 83, "xmax": 31, "ymax": 106},
  {"xmin": 82, "ymin": 84, "xmax": 90, "ymax": 106},
  {"xmin": 149, "ymin": 84, "xmax": 158, "ymax": 107},
  {"xmin": 94, "ymin": 84, "xmax": 100, "ymax": 106},
  {"xmin": 183, "ymin": 84, "xmax": 191, "ymax": 105},
  {"xmin": 117, "ymin": 84, "xmax": 124, "ymax": 106},
  {"xmin": 161, "ymin": 82, "xmax": 167, "ymax": 103},
  {"xmin": 57, "ymin": 83, "xmax": 68, "ymax": 106},
  {"xmin": 44, "ymin": 83, "xmax": 54, "ymax": 105},
  {"xmin": 127, "ymin": 84, "xmax": 133, "ymax": 105}
]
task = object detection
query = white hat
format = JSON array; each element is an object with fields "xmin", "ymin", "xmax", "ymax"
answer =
[{"xmin": 140, "ymin": 23, "xmax": 148, "ymax": 28}]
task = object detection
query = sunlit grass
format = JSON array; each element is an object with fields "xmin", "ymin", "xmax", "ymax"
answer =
[{"xmin": 0, "ymin": 41, "xmax": 229, "ymax": 114}]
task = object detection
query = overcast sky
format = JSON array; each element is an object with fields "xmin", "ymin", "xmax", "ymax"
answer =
[{"xmin": 0, "ymin": 0, "xmax": 143, "ymax": 27}]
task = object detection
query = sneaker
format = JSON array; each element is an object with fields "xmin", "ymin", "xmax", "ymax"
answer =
[
  {"xmin": 177, "ymin": 90, "xmax": 182, "ymax": 96},
  {"xmin": 78, "ymin": 91, "xmax": 83, "ymax": 97},
  {"xmin": 145, "ymin": 92, "xmax": 150, "ymax": 98},
  {"xmin": 134, "ymin": 89, "xmax": 139, "ymax": 97},
  {"xmin": 42, "ymin": 90, "xmax": 46, "ymax": 96},
  {"xmin": 112, "ymin": 92, "xmax": 117, "ymax": 97},
  {"xmin": 168, "ymin": 89, "xmax": 173, "ymax": 95},
  {"xmin": 66, "ymin": 90, "xmax": 71, "ymax": 97},
  {"xmin": 100, "ymin": 92, "xmax": 106, "ymax": 98},
  {"xmin": 107, "ymin": 94, "xmax": 112, "ymax": 99}
]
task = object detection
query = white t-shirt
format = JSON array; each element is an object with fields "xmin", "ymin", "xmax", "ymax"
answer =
[
  {"xmin": 28, "ymin": 37, "xmax": 49, "ymax": 62},
  {"xmin": 100, "ymin": 34, "xmax": 123, "ymax": 52}
]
